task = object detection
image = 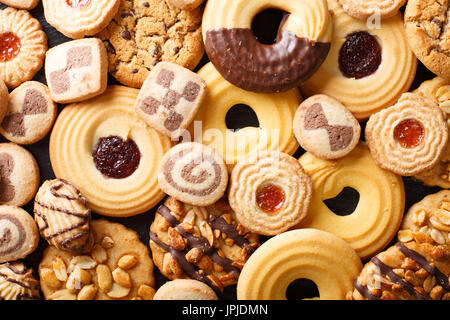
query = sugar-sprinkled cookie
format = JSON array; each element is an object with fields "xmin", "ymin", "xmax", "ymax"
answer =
[{"xmin": 0, "ymin": 262, "xmax": 40, "ymax": 300}]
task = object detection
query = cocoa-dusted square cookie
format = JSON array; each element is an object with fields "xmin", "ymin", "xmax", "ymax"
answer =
[
  {"xmin": 44, "ymin": 38, "xmax": 108, "ymax": 104},
  {"xmin": 135, "ymin": 62, "xmax": 206, "ymax": 140}
]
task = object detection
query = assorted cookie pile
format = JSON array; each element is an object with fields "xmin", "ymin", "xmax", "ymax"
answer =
[{"xmin": 0, "ymin": 0, "xmax": 449, "ymax": 301}]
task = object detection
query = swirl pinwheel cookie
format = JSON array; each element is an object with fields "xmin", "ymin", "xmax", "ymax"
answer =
[
  {"xmin": 338, "ymin": 0, "xmax": 406, "ymax": 20},
  {"xmin": 0, "ymin": 81, "xmax": 57, "ymax": 145},
  {"xmin": 150, "ymin": 196, "xmax": 260, "ymax": 292},
  {"xmin": 157, "ymin": 142, "xmax": 228, "ymax": 207},
  {"xmin": 366, "ymin": 93, "xmax": 449, "ymax": 176},
  {"xmin": 297, "ymin": 143, "xmax": 405, "ymax": 259},
  {"xmin": 202, "ymin": 0, "xmax": 332, "ymax": 93},
  {"xmin": 0, "ymin": 205, "xmax": 39, "ymax": 264},
  {"xmin": 0, "ymin": 7, "xmax": 47, "ymax": 88},
  {"xmin": 49, "ymin": 86, "xmax": 172, "ymax": 217},
  {"xmin": 302, "ymin": 0, "xmax": 417, "ymax": 120},
  {"xmin": 229, "ymin": 151, "xmax": 312, "ymax": 236},
  {"xmin": 42, "ymin": 0, "xmax": 120, "ymax": 39},
  {"xmin": 237, "ymin": 229, "xmax": 362, "ymax": 300},
  {"xmin": 0, "ymin": 262, "xmax": 40, "ymax": 300}
]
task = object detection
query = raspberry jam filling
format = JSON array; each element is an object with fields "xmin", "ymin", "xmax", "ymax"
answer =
[
  {"xmin": 0, "ymin": 32, "xmax": 21, "ymax": 62},
  {"xmin": 338, "ymin": 31, "xmax": 382, "ymax": 79},
  {"xmin": 393, "ymin": 119, "xmax": 425, "ymax": 149},
  {"xmin": 256, "ymin": 183, "xmax": 286, "ymax": 213},
  {"xmin": 92, "ymin": 136, "xmax": 141, "ymax": 179},
  {"xmin": 66, "ymin": 0, "xmax": 90, "ymax": 8}
]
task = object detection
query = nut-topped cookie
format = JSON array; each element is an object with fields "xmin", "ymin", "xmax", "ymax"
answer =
[{"xmin": 0, "ymin": 262, "xmax": 40, "ymax": 300}]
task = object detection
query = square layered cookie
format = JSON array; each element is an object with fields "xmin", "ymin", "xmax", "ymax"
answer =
[
  {"xmin": 45, "ymin": 38, "xmax": 108, "ymax": 104},
  {"xmin": 134, "ymin": 62, "xmax": 206, "ymax": 140}
]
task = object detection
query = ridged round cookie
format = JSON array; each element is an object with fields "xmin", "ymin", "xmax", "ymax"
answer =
[
  {"xmin": 42, "ymin": 0, "xmax": 120, "ymax": 39},
  {"xmin": 0, "ymin": 205, "xmax": 39, "ymax": 264},
  {"xmin": 0, "ymin": 142, "xmax": 40, "ymax": 206},
  {"xmin": 338, "ymin": 0, "xmax": 406, "ymax": 20},
  {"xmin": 0, "ymin": 79, "xmax": 8, "ymax": 124},
  {"xmin": 0, "ymin": 7, "xmax": 47, "ymax": 88},
  {"xmin": 237, "ymin": 229, "xmax": 362, "ymax": 300},
  {"xmin": 49, "ymin": 86, "xmax": 172, "ymax": 217},
  {"xmin": 349, "ymin": 241, "xmax": 450, "ymax": 300},
  {"xmin": 0, "ymin": 81, "xmax": 57, "ymax": 145},
  {"xmin": 0, "ymin": 0, "xmax": 39, "ymax": 10},
  {"xmin": 301, "ymin": 0, "xmax": 417, "ymax": 120},
  {"xmin": 153, "ymin": 279, "xmax": 218, "ymax": 300},
  {"xmin": 0, "ymin": 262, "xmax": 40, "ymax": 300},
  {"xmin": 229, "ymin": 151, "xmax": 312, "ymax": 236},
  {"xmin": 297, "ymin": 142, "xmax": 405, "ymax": 259},
  {"xmin": 366, "ymin": 93, "xmax": 449, "ymax": 176}
]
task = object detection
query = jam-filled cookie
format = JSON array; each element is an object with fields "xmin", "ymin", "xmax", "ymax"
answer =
[
  {"xmin": 42, "ymin": 0, "xmax": 120, "ymax": 39},
  {"xmin": 0, "ymin": 0, "xmax": 39, "ymax": 10},
  {"xmin": 0, "ymin": 81, "xmax": 57, "ymax": 145},
  {"xmin": 150, "ymin": 197, "xmax": 260, "ymax": 292},
  {"xmin": 49, "ymin": 86, "xmax": 172, "ymax": 217},
  {"xmin": 366, "ymin": 93, "xmax": 448, "ymax": 176},
  {"xmin": 293, "ymin": 94, "xmax": 360, "ymax": 160},
  {"xmin": 0, "ymin": 7, "xmax": 47, "ymax": 88},
  {"xmin": 39, "ymin": 219, "xmax": 156, "ymax": 300},
  {"xmin": 229, "ymin": 151, "xmax": 312, "ymax": 236},
  {"xmin": 297, "ymin": 142, "xmax": 405, "ymax": 259},
  {"xmin": 153, "ymin": 279, "xmax": 218, "ymax": 300},
  {"xmin": 203, "ymin": 0, "xmax": 332, "ymax": 93},
  {"xmin": 302, "ymin": 0, "xmax": 417, "ymax": 120},
  {"xmin": 338, "ymin": 0, "xmax": 406, "ymax": 20},
  {"xmin": 348, "ymin": 241, "xmax": 450, "ymax": 300},
  {"xmin": 0, "ymin": 262, "xmax": 40, "ymax": 300}
]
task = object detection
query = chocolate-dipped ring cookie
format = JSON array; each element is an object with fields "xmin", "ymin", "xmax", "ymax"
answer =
[
  {"xmin": 366, "ymin": 93, "xmax": 449, "ymax": 176},
  {"xmin": 302, "ymin": 0, "xmax": 417, "ymax": 120},
  {"xmin": 157, "ymin": 142, "xmax": 228, "ymax": 207},
  {"xmin": 229, "ymin": 151, "xmax": 312, "ymax": 236},
  {"xmin": 202, "ymin": 0, "xmax": 332, "ymax": 93},
  {"xmin": 237, "ymin": 229, "xmax": 362, "ymax": 300},
  {"xmin": 293, "ymin": 94, "xmax": 360, "ymax": 160},
  {"xmin": 297, "ymin": 143, "xmax": 405, "ymax": 259}
]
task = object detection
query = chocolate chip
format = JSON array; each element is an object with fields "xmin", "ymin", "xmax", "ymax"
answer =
[
  {"xmin": 121, "ymin": 12, "xmax": 132, "ymax": 19},
  {"xmin": 121, "ymin": 30, "xmax": 132, "ymax": 40},
  {"xmin": 131, "ymin": 69, "xmax": 138, "ymax": 74},
  {"xmin": 173, "ymin": 46, "xmax": 180, "ymax": 54},
  {"xmin": 105, "ymin": 41, "xmax": 116, "ymax": 55},
  {"xmin": 152, "ymin": 45, "xmax": 160, "ymax": 57},
  {"xmin": 142, "ymin": 2, "xmax": 149, "ymax": 7}
]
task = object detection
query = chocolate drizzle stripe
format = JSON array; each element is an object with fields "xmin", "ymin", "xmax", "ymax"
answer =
[
  {"xmin": 34, "ymin": 200, "xmax": 90, "ymax": 218},
  {"xmin": 353, "ymin": 279, "xmax": 380, "ymax": 300},
  {"xmin": 0, "ymin": 272, "xmax": 32, "ymax": 289}
]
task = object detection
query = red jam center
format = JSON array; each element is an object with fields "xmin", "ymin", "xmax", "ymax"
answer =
[
  {"xmin": 393, "ymin": 119, "xmax": 425, "ymax": 149},
  {"xmin": 338, "ymin": 31, "xmax": 382, "ymax": 79},
  {"xmin": 256, "ymin": 183, "xmax": 286, "ymax": 213},
  {"xmin": 0, "ymin": 32, "xmax": 21, "ymax": 63},
  {"xmin": 92, "ymin": 136, "xmax": 141, "ymax": 179},
  {"xmin": 66, "ymin": 0, "xmax": 90, "ymax": 8}
]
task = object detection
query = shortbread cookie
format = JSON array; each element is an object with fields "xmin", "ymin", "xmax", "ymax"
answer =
[
  {"xmin": 168, "ymin": 0, "xmax": 204, "ymax": 10},
  {"xmin": 0, "ymin": 205, "xmax": 39, "ymax": 263},
  {"xmin": 45, "ymin": 38, "xmax": 108, "ymax": 104},
  {"xmin": 349, "ymin": 241, "xmax": 450, "ymax": 300},
  {"xmin": 50, "ymin": 86, "xmax": 172, "ymax": 217},
  {"xmin": 157, "ymin": 142, "xmax": 228, "ymax": 206},
  {"xmin": 135, "ymin": 62, "xmax": 206, "ymax": 140},
  {"xmin": 338, "ymin": 0, "xmax": 406, "ymax": 20},
  {"xmin": 42, "ymin": 0, "xmax": 120, "ymax": 39},
  {"xmin": 0, "ymin": 79, "xmax": 7, "ymax": 124},
  {"xmin": 366, "ymin": 93, "xmax": 448, "ymax": 176},
  {"xmin": 153, "ymin": 279, "xmax": 218, "ymax": 300},
  {"xmin": 97, "ymin": 0, "xmax": 204, "ymax": 88},
  {"xmin": 34, "ymin": 179, "xmax": 93, "ymax": 254},
  {"xmin": 229, "ymin": 151, "xmax": 312, "ymax": 236},
  {"xmin": 150, "ymin": 197, "xmax": 260, "ymax": 292},
  {"xmin": 293, "ymin": 94, "xmax": 360, "ymax": 160},
  {"xmin": 0, "ymin": 0, "xmax": 39, "ymax": 10},
  {"xmin": 301, "ymin": 0, "xmax": 417, "ymax": 120},
  {"xmin": 39, "ymin": 219, "xmax": 156, "ymax": 300},
  {"xmin": 0, "ymin": 7, "xmax": 47, "ymax": 88},
  {"xmin": 0, "ymin": 262, "xmax": 40, "ymax": 300},
  {"xmin": 405, "ymin": 0, "xmax": 450, "ymax": 80},
  {"xmin": 0, "ymin": 142, "xmax": 39, "ymax": 206},
  {"xmin": 0, "ymin": 81, "xmax": 57, "ymax": 145}
]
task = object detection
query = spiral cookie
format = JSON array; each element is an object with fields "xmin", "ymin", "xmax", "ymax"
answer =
[
  {"xmin": 0, "ymin": 205, "xmax": 39, "ymax": 264},
  {"xmin": 150, "ymin": 196, "xmax": 260, "ymax": 292},
  {"xmin": 229, "ymin": 151, "xmax": 312, "ymax": 236},
  {"xmin": 237, "ymin": 229, "xmax": 362, "ymax": 300},
  {"xmin": 366, "ymin": 93, "xmax": 449, "ymax": 176},
  {"xmin": 301, "ymin": 0, "xmax": 417, "ymax": 120},
  {"xmin": 34, "ymin": 179, "xmax": 93, "ymax": 254},
  {"xmin": 191, "ymin": 63, "xmax": 300, "ymax": 170},
  {"xmin": 297, "ymin": 143, "xmax": 405, "ymax": 259},
  {"xmin": 203, "ymin": 0, "xmax": 332, "ymax": 93},
  {"xmin": 0, "ymin": 262, "xmax": 40, "ymax": 300},
  {"xmin": 49, "ymin": 86, "xmax": 172, "ymax": 217},
  {"xmin": 153, "ymin": 279, "xmax": 218, "ymax": 300},
  {"xmin": 42, "ymin": 0, "xmax": 120, "ymax": 39},
  {"xmin": 157, "ymin": 142, "xmax": 228, "ymax": 206},
  {"xmin": 338, "ymin": 0, "xmax": 406, "ymax": 20},
  {"xmin": 349, "ymin": 241, "xmax": 450, "ymax": 300}
]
